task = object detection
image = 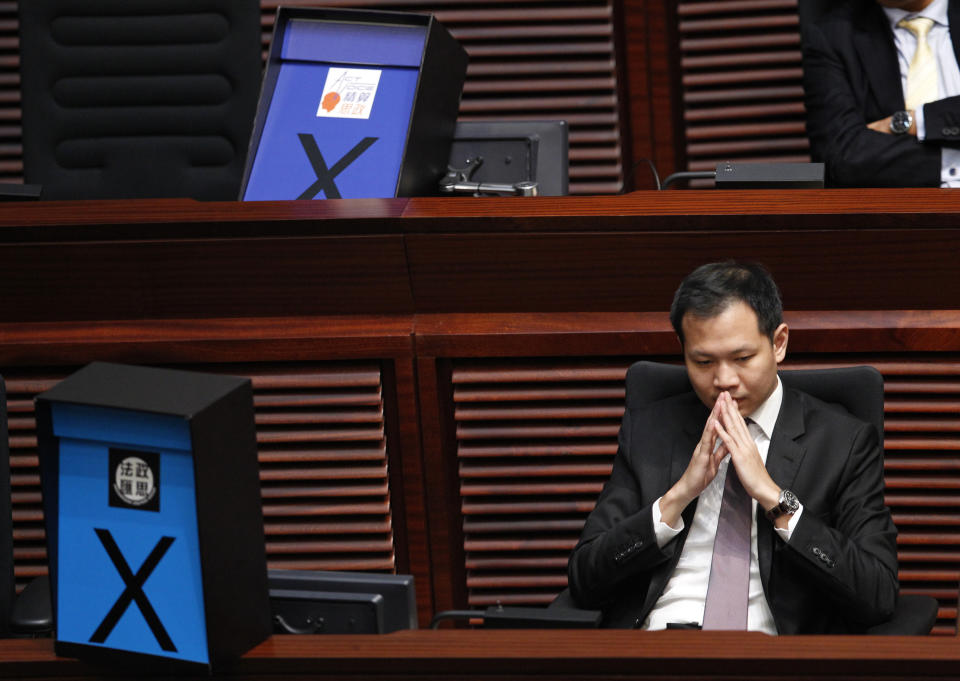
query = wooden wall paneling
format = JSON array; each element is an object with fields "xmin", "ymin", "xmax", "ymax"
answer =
[
  {"xmin": 248, "ymin": 361, "xmax": 398, "ymax": 573},
  {"xmin": 0, "ymin": 1, "xmax": 18, "ymax": 182},
  {"xmin": 402, "ymin": 226, "xmax": 960, "ymax": 313},
  {"xmin": 0, "ymin": 196, "xmax": 409, "ymax": 235},
  {"xmin": 415, "ymin": 355, "xmax": 469, "ymax": 617},
  {"xmin": 381, "ymin": 355, "xmax": 436, "ymax": 625},
  {"xmin": 414, "ymin": 312, "xmax": 679, "ymax": 359},
  {"xmin": 611, "ymin": 0, "xmax": 637, "ymax": 191},
  {"xmin": 675, "ymin": 0, "xmax": 809, "ymax": 187},
  {"xmin": 0, "ymin": 234, "xmax": 414, "ymax": 322},
  {"xmin": 618, "ymin": 0, "xmax": 653, "ymax": 190},
  {"xmin": 453, "ymin": 358, "xmax": 631, "ymax": 606},
  {"xmin": 622, "ymin": 0, "xmax": 685, "ymax": 186},
  {"xmin": 876, "ymin": 359, "xmax": 960, "ymax": 635},
  {"xmin": 4, "ymin": 369, "xmax": 57, "ymax": 590}
]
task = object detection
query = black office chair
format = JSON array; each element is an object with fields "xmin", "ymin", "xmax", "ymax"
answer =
[
  {"xmin": 17, "ymin": 0, "xmax": 262, "ymax": 200},
  {"xmin": 553, "ymin": 361, "xmax": 938, "ymax": 635}
]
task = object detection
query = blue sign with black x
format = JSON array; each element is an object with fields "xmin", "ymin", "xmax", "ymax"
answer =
[
  {"xmin": 51, "ymin": 403, "xmax": 209, "ymax": 664},
  {"xmin": 242, "ymin": 19, "xmax": 426, "ymax": 200}
]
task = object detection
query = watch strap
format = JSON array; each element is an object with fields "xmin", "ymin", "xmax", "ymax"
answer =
[{"xmin": 765, "ymin": 489, "xmax": 798, "ymax": 521}]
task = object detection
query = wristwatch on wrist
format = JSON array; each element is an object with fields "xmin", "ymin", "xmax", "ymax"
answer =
[
  {"xmin": 890, "ymin": 110, "xmax": 913, "ymax": 135},
  {"xmin": 765, "ymin": 489, "xmax": 800, "ymax": 521}
]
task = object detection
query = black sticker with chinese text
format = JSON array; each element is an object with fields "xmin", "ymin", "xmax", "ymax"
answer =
[{"xmin": 109, "ymin": 448, "xmax": 160, "ymax": 512}]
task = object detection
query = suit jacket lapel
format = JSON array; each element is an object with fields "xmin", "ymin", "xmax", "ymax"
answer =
[
  {"xmin": 854, "ymin": 0, "xmax": 904, "ymax": 111},
  {"xmin": 757, "ymin": 387, "xmax": 807, "ymax": 591}
]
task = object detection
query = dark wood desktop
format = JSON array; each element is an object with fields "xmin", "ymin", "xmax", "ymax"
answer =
[{"xmin": 3, "ymin": 630, "xmax": 960, "ymax": 680}]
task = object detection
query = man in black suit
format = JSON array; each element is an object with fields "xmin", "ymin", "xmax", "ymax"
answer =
[
  {"xmin": 567, "ymin": 262, "xmax": 898, "ymax": 633},
  {"xmin": 802, "ymin": 0, "xmax": 960, "ymax": 186}
]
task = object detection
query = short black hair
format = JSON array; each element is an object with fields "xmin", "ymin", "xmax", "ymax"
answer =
[{"xmin": 670, "ymin": 261, "xmax": 783, "ymax": 346}]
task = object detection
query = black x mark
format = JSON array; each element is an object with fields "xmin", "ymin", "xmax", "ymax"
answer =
[
  {"xmin": 297, "ymin": 134, "xmax": 378, "ymax": 199},
  {"xmin": 90, "ymin": 528, "xmax": 177, "ymax": 652}
]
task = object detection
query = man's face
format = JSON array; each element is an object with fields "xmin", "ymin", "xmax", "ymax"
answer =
[{"xmin": 681, "ymin": 300, "xmax": 788, "ymax": 417}]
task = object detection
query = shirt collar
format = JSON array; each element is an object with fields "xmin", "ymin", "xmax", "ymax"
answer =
[
  {"xmin": 882, "ymin": 0, "xmax": 949, "ymax": 30},
  {"xmin": 745, "ymin": 375, "xmax": 782, "ymax": 439}
]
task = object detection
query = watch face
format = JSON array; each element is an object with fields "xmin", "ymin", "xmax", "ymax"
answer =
[
  {"xmin": 891, "ymin": 111, "xmax": 912, "ymax": 134},
  {"xmin": 782, "ymin": 489, "xmax": 800, "ymax": 513}
]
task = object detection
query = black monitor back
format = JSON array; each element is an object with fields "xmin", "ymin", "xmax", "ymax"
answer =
[
  {"xmin": 448, "ymin": 120, "xmax": 569, "ymax": 196},
  {"xmin": 270, "ymin": 588, "xmax": 384, "ymax": 635},
  {"xmin": 268, "ymin": 569, "xmax": 417, "ymax": 634}
]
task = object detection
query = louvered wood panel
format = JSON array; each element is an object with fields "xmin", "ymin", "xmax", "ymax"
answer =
[
  {"xmin": 0, "ymin": 1, "xmax": 20, "ymax": 181},
  {"xmin": 870, "ymin": 359, "xmax": 960, "ymax": 636},
  {"xmin": 1, "ymin": 0, "xmax": 626, "ymax": 194},
  {"xmin": 454, "ymin": 358, "xmax": 637, "ymax": 606},
  {"xmin": 676, "ymin": 0, "xmax": 810, "ymax": 187},
  {"xmin": 453, "ymin": 356, "xmax": 960, "ymax": 634},
  {"xmin": 4, "ymin": 361, "xmax": 396, "ymax": 593}
]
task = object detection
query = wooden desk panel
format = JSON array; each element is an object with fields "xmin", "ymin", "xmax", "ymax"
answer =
[
  {"xmin": 404, "ymin": 228, "xmax": 960, "ymax": 312},
  {"xmin": 0, "ymin": 235, "xmax": 415, "ymax": 321},
  {"xmin": 3, "ymin": 191, "xmax": 960, "ymax": 321},
  {"xmin": 3, "ymin": 632, "xmax": 960, "ymax": 680}
]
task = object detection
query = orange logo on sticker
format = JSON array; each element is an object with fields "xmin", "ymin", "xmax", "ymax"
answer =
[{"xmin": 321, "ymin": 92, "xmax": 341, "ymax": 112}]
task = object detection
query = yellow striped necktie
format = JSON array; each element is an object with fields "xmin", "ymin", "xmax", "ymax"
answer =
[{"xmin": 898, "ymin": 16, "xmax": 938, "ymax": 111}]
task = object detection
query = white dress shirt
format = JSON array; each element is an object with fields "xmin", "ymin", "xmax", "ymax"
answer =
[
  {"xmin": 642, "ymin": 378, "xmax": 801, "ymax": 634},
  {"xmin": 883, "ymin": 0, "xmax": 960, "ymax": 186}
]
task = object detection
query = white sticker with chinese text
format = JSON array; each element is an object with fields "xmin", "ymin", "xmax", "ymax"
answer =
[{"xmin": 317, "ymin": 67, "xmax": 382, "ymax": 120}]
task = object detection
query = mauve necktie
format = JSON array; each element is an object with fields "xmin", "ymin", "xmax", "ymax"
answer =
[{"xmin": 701, "ymin": 423, "xmax": 757, "ymax": 630}]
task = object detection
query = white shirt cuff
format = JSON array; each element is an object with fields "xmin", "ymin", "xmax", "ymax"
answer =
[
  {"xmin": 915, "ymin": 105, "xmax": 926, "ymax": 141},
  {"xmin": 773, "ymin": 502, "xmax": 804, "ymax": 543},
  {"xmin": 651, "ymin": 495, "xmax": 683, "ymax": 548}
]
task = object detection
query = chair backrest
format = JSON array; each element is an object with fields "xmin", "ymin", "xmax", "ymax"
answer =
[
  {"xmin": 625, "ymin": 361, "xmax": 885, "ymax": 447},
  {"xmin": 17, "ymin": 0, "xmax": 262, "ymax": 200},
  {"xmin": 0, "ymin": 376, "xmax": 12, "ymax": 637}
]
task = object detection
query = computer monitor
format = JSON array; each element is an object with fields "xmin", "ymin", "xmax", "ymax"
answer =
[
  {"xmin": 268, "ymin": 569, "xmax": 417, "ymax": 634},
  {"xmin": 447, "ymin": 120, "xmax": 569, "ymax": 196}
]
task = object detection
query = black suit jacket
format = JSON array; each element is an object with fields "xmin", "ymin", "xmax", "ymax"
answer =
[
  {"xmin": 567, "ymin": 386, "xmax": 898, "ymax": 633},
  {"xmin": 802, "ymin": 0, "xmax": 960, "ymax": 186}
]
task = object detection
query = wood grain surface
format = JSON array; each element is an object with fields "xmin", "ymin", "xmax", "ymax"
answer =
[
  {"xmin": 4, "ymin": 191, "xmax": 960, "ymax": 322},
  {"xmin": 4, "ymin": 631, "xmax": 960, "ymax": 680}
]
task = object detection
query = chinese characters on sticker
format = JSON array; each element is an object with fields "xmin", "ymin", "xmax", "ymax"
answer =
[
  {"xmin": 317, "ymin": 67, "xmax": 382, "ymax": 120},
  {"xmin": 109, "ymin": 448, "xmax": 160, "ymax": 512}
]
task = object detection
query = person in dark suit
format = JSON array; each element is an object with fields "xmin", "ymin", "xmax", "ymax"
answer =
[
  {"xmin": 567, "ymin": 262, "xmax": 898, "ymax": 633},
  {"xmin": 802, "ymin": 0, "xmax": 960, "ymax": 186}
]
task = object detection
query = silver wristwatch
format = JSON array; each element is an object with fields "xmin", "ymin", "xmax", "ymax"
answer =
[
  {"xmin": 765, "ymin": 489, "xmax": 799, "ymax": 521},
  {"xmin": 890, "ymin": 110, "xmax": 913, "ymax": 135}
]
